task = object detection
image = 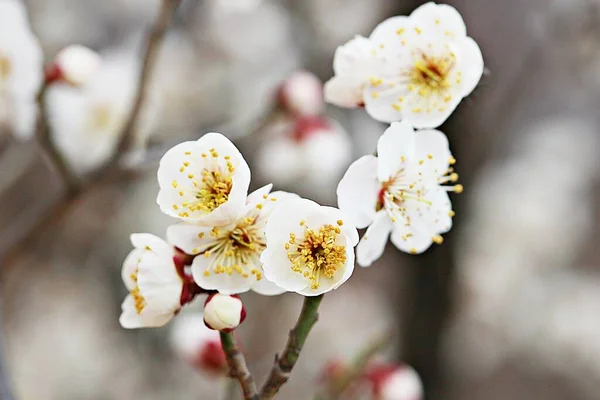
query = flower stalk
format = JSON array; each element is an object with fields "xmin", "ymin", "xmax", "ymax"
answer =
[
  {"xmin": 260, "ymin": 295, "xmax": 324, "ymax": 399},
  {"xmin": 219, "ymin": 332, "xmax": 259, "ymax": 400}
]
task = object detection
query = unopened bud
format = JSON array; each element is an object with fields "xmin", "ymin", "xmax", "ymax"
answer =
[
  {"xmin": 47, "ymin": 45, "xmax": 101, "ymax": 86},
  {"xmin": 203, "ymin": 293, "xmax": 246, "ymax": 332},
  {"xmin": 278, "ymin": 70, "xmax": 324, "ymax": 117},
  {"xmin": 366, "ymin": 363, "xmax": 423, "ymax": 400},
  {"xmin": 292, "ymin": 115, "xmax": 331, "ymax": 142}
]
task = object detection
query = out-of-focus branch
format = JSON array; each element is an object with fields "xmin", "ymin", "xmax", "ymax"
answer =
[
  {"xmin": 0, "ymin": 296, "xmax": 15, "ymax": 400},
  {"xmin": 110, "ymin": 0, "xmax": 181, "ymax": 162},
  {"xmin": 35, "ymin": 82, "xmax": 80, "ymax": 195},
  {"xmin": 219, "ymin": 332, "xmax": 259, "ymax": 400},
  {"xmin": 260, "ymin": 295, "xmax": 324, "ymax": 400},
  {"xmin": 320, "ymin": 332, "xmax": 393, "ymax": 400}
]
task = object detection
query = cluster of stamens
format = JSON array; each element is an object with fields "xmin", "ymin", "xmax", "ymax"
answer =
[
  {"xmin": 129, "ymin": 267, "xmax": 147, "ymax": 315},
  {"xmin": 285, "ymin": 220, "xmax": 347, "ymax": 289},
  {"xmin": 0, "ymin": 53, "xmax": 11, "ymax": 83},
  {"xmin": 171, "ymin": 148, "xmax": 235, "ymax": 218}
]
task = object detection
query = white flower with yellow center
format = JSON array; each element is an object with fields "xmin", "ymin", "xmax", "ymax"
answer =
[
  {"xmin": 325, "ymin": 2, "xmax": 483, "ymax": 128},
  {"xmin": 337, "ymin": 121, "xmax": 460, "ymax": 266},
  {"xmin": 0, "ymin": 0, "xmax": 43, "ymax": 140},
  {"xmin": 167, "ymin": 184, "xmax": 298, "ymax": 295},
  {"xmin": 260, "ymin": 198, "xmax": 359, "ymax": 296},
  {"xmin": 120, "ymin": 233, "xmax": 186, "ymax": 329},
  {"xmin": 157, "ymin": 133, "xmax": 251, "ymax": 226}
]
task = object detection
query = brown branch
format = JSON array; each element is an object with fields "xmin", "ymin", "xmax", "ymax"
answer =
[
  {"xmin": 35, "ymin": 81, "xmax": 81, "ymax": 195},
  {"xmin": 110, "ymin": 0, "xmax": 181, "ymax": 162},
  {"xmin": 260, "ymin": 295, "xmax": 324, "ymax": 400},
  {"xmin": 219, "ymin": 332, "xmax": 259, "ymax": 400}
]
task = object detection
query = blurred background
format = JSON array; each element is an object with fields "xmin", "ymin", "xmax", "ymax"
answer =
[{"xmin": 2, "ymin": 0, "xmax": 600, "ymax": 399}]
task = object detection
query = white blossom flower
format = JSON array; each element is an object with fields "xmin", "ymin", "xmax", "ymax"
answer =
[
  {"xmin": 169, "ymin": 313, "xmax": 226, "ymax": 374},
  {"xmin": 203, "ymin": 293, "xmax": 246, "ymax": 332},
  {"xmin": 325, "ymin": 2, "xmax": 483, "ymax": 128},
  {"xmin": 120, "ymin": 233, "xmax": 196, "ymax": 329},
  {"xmin": 0, "ymin": 0, "xmax": 43, "ymax": 140},
  {"xmin": 367, "ymin": 364, "xmax": 423, "ymax": 400},
  {"xmin": 167, "ymin": 184, "xmax": 297, "ymax": 295},
  {"xmin": 157, "ymin": 133, "xmax": 251, "ymax": 226},
  {"xmin": 46, "ymin": 50, "xmax": 159, "ymax": 173},
  {"xmin": 50, "ymin": 45, "xmax": 101, "ymax": 86},
  {"xmin": 278, "ymin": 70, "xmax": 324, "ymax": 117},
  {"xmin": 256, "ymin": 116, "xmax": 352, "ymax": 199},
  {"xmin": 337, "ymin": 121, "xmax": 460, "ymax": 266},
  {"xmin": 260, "ymin": 198, "xmax": 359, "ymax": 296}
]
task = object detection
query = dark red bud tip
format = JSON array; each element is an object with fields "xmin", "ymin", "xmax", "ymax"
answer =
[
  {"xmin": 293, "ymin": 116, "xmax": 331, "ymax": 142},
  {"xmin": 44, "ymin": 63, "xmax": 63, "ymax": 84}
]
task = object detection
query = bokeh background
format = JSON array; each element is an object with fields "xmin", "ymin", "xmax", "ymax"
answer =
[{"xmin": 2, "ymin": 0, "xmax": 600, "ymax": 399}]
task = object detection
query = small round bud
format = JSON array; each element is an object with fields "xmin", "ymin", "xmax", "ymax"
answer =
[
  {"xmin": 292, "ymin": 115, "xmax": 331, "ymax": 142},
  {"xmin": 278, "ymin": 71, "xmax": 324, "ymax": 117},
  {"xmin": 169, "ymin": 314, "xmax": 226, "ymax": 375},
  {"xmin": 366, "ymin": 363, "xmax": 423, "ymax": 400},
  {"xmin": 203, "ymin": 293, "xmax": 246, "ymax": 332},
  {"xmin": 48, "ymin": 45, "xmax": 101, "ymax": 86}
]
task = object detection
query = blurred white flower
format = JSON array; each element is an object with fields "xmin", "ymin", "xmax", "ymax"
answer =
[
  {"xmin": 46, "ymin": 50, "xmax": 159, "ymax": 173},
  {"xmin": 0, "ymin": 0, "xmax": 43, "ymax": 140},
  {"xmin": 260, "ymin": 198, "xmax": 359, "ymax": 296},
  {"xmin": 325, "ymin": 2, "xmax": 483, "ymax": 128},
  {"xmin": 169, "ymin": 313, "xmax": 226, "ymax": 374},
  {"xmin": 337, "ymin": 122, "xmax": 458, "ymax": 265},
  {"xmin": 277, "ymin": 70, "xmax": 324, "ymax": 117},
  {"xmin": 207, "ymin": 0, "xmax": 262, "ymax": 14},
  {"xmin": 256, "ymin": 116, "xmax": 352, "ymax": 197},
  {"xmin": 157, "ymin": 132, "xmax": 251, "ymax": 226},
  {"xmin": 366, "ymin": 364, "xmax": 423, "ymax": 400},
  {"xmin": 167, "ymin": 184, "xmax": 297, "ymax": 295},
  {"xmin": 49, "ymin": 45, "xmax": 101, "ymax": 87},
  {"xmin": 120, "ymin": 233, "xmax": 185, "ymax": 329},
  {"xmin": 203, "ymin": 293, "xmax": 246, "ymax": 332}
]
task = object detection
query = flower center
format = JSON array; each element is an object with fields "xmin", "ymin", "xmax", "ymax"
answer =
[
  {"xmin": 286, "ymin": 221, "xmax": 346, "ymax": 289},
  {"xmin": 411, "ymin": 53, "xmax": 454, "ymax": 92},
  {"xmin": 87, "ymin": 104, "xmax": 115, "ymax": 132},
  {"xmin": 0, "ymin": 53, "xmax": 11, "ymax": 82},
  {"xmin": 202, "ymin": 215, "xmax": 266, "ymax": 279},
  {"xmin": 129, "ymin": 269, "xmax": 147, "ymax": 315}
]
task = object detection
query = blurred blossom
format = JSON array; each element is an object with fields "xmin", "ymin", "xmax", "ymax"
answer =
[
  {"xmin": 256, "ymin": 116, "xmax": 352, "ymax": 200},
  {"xmin": 366, "ymin": 363, "xmax": 423, "ymax": 400},
  {"xmin": 48, "ymin": 44, "xmax": 101, "ymax": 87},
  {"xmin": 206, "ymin": 0, "xmax": 262, "ymax": 14},
  {"xmin": 46, "ymin": 49, "xmax": 160, "ymax": 173},
  {"xmin": 278, "ymin": 70, "xmax": 324, "ymax": 117},
  {"xmin": 169, "ymin": 313, "xmax": 226, "ymax": 374},
  {"xmin": 0, "ymin": 0, "xmax": 43, "ymax": 140}
]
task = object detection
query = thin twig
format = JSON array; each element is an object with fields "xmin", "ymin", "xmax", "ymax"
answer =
[
  {"xmin": 35, "ymin": 81, "xmax": 81, "ymax": 195},
  {"xmin": 110, "ymin": 0, "xmax": 181, "ymax": 163},
  {"xmin": 260, "ymin": 295, "xmax": 324, "ymax": 400},
  {"xmin": 319, "ymin": 332, "xmax": 394, "ymax": 400},
  {"xmin": 0, "ymin": 295, "xmax": 15, "ymax": 400},
  {"xmin": 219, "ymin": 332, "xmax": 259, "ymax": 400}
]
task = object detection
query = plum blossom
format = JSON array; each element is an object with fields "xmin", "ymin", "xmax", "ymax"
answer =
[
  {"xmin": 277, "ymin": 70, "xmax": 324, "ymax": 117},
  {"xmin": 337, "ymin": 121, "xmax": 460, "ymax": 266},
  {"xmin": 366, "ymin": 363, "xmax": 423, "ymax": 400},
  {"xmin": 47, "ymin": 45, "xmax": 101, "ymax": 87},
  {"xmin": 260, "ymin": 198, "xmax": 359, "ymax": 296},
  {"xmin": 325, "ymin": 2, "xmax": 483, "ymax": 128},
  {"xmin": 169, "ymin": 313, "xmax": 226, "ymax": 374},
  {"xmin": 203, "ymin": 293, "xmax": 246, "ymax": 332},
  {"xmin": 0, "ymin": 0, "xmax": 43, "ymax": 140},
  {"xmin": 167, "ymin": 184, "xmax": 296, "ymax": 295},
  {"xmin": 157, "ymin": 132, "xmax": 251, "ymax": 226},
  {"xmin": 120, "ymin": 233, "xmax": 203, "ymax": 329}
]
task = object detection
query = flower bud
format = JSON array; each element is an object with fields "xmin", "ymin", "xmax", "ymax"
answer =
[
  {"xmin": 366, "ymin": 363, "xmax": 423, "ymax": 400},
  {"xmin": 203, "ymin": 293, "xmax": 246, "ymax": 332},
  {"xmin": 169, "ymin": 314, "xmax": 226, "ymax": 375},
  {"xmin": 46, "ymin": 45, "xmax": 101, "ymax": 86},
  {"xmin": 292, "ymin": 115, "xmax": 331, "ymax": 142},
  {"xmin": 278, "ymin": 71, "xmax": 324, "ymax": 117}
]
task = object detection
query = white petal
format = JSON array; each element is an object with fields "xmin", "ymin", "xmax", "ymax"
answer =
[
  {"xmin": 251, "ymin": 274, "xmax": 287, "ymax": 296},
  {"xmin": 332, "ymin": 35, "xmax": 377, "ymax": 77},
  {"xmin": 410, "ymin": 2, "xmax": 467, "ymax": 38},
  {"xmin": 166, "ymin": 223, "xmax": 220, "ymax": 255},
  {"xmin": 255, "ymin": 190, "xmax": 301, "ymax": 224},
  {"xmin": 264, "ymin": 198, "xmax": 320, "ymax": 244},
  {"xmin": 318, "ymin": 206, "xmax": 360, "ymax": 246},
  {"xmin": 246, "ymin": 183, "xmax": 273, "ymax": 205},
  {"xmin": 369, "ymin": 16, "xmax": 412, "ymax": 47},
  {"xmin": 130, "ymin": 233, "xmax": 174, "ymax": 259},
  {"xmin": 337, "ymin": 155, "xmax": 380, "ymax": 229},
  {"xmin": 119, "ymin": 295, "xmax": 174, "ymax": 329},
  {"xmin": 122, "ymin": 248, "xmax": 144, "ymax": 290},
  {"xmin": 137, "ymin": 252, "xmax": 182, "ymax": 313},
  {"xmin": 324, "ymin": 76, "xmax": 365, "ymax": 108},
  {"xmin": 455, "ymin": 36, "xmax": 484, "ymax": 97},
  {"xmin": 411, "ymin": 128, "xmax": 452, "ymax": 178},
  {"xmin": 401, "ymin": 93, "xmax": 461, "ymax": 129},
  {"xmin": 377, "ymin": 122, "xmax": 416, "ymax": 182},
  {"xmin": 363, "ymin": 86, "xmax": 409, "ymax": 124},
  {"xmin": 356, "ymin": 211, "xmax": 393, "ymax": 267},
  {"xmin": 191, "ymin": 254, "xmax": 256, "ymax": 295},
  {"xmin": 260, "ymin": 244, "xmax": 309, "ymax": 292}
]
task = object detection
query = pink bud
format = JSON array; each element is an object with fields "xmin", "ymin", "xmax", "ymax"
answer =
[
  {"xmin": 46, "ymin": 45, "xmax": 101, "ymax": 86},
  {"xmin": 292, "ymin": 115, "xmax": 331, "ymax": 142},
  {"xmin": 278, "ymin": 71, "xmax": 324, "ymax": 117},
  {"xmin": 366, "ymin": 364, "xmax": 423, "ymax": 400},
  {"xmin": 203, "ymin": 293, "xmax": 246, "ymax": 332}
]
